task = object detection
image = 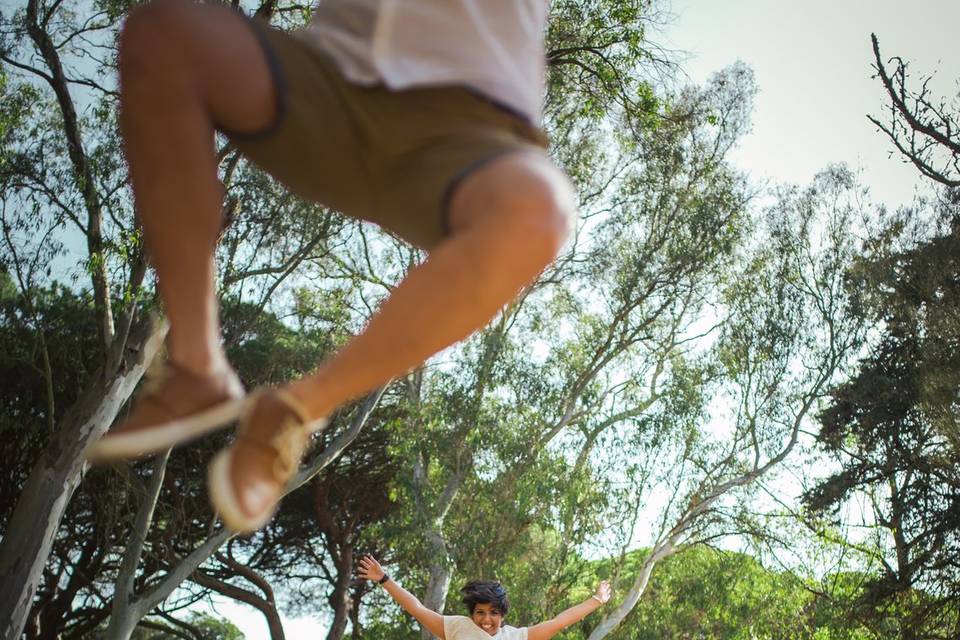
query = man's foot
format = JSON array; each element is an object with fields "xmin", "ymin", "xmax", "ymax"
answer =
[
  {"xmin": 207, "ymin": 389, "xmax": 327, "ymax": 533},
  {"xmin": 86, "ymin": 363, "xmax": 245, "ymax": 464}
]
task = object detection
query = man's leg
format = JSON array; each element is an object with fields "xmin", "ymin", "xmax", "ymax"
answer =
[
  {"xmin": 120, "ymin": 0, "xmax": 276, "ymax": 374},
  {"xmin": 87, "ymin": 0, "xmax": 277, "ymax": 461},
  {"xmin": 287, "ymin": 153, "xmax": 575, "ymax": 416},
  {"xmin": 212, "ymin": 152, "xmax": 576, "ymax": 530}
]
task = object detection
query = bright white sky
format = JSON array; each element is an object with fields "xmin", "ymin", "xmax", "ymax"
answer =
[
  {"xmin": 215, "ymin": 2, "xmax": 960, "ymax": 637},
  {"xmin": 664, "ymin": 0, "xmax": 960, "ymax": 210}
]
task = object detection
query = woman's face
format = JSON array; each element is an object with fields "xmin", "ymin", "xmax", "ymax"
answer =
[{"xmin": 471, "ymin": 602, "xmax": 504, "ymax": 636}]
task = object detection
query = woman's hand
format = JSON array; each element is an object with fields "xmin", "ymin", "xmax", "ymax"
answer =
[
  {"xmin": 593, "ymin": 580, "xmax": 611, "ymax": 604},
  {"xmin": 358, "ymin": 554, "xmax": 386, "ymax": 582},
  {"xmin": 358, "ymin": 556, "xmax": 444, "ymax": 638},
  {"xmin": 528, "ymin": 579, "xmax": 613, "ymax": 640}
]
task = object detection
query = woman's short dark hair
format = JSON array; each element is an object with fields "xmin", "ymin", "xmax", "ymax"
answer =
[{"xmin": 461, "ymin": 580, "xmax": 510, "ymax": 615}]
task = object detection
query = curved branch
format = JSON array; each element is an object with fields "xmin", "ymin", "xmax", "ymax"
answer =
[{"xmin": 24, "ymin": 0, "xmax": 115, "ymax": 353}]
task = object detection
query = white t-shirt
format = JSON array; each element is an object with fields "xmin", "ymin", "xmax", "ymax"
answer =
[
  {"xmin": 303, "ymin": 0, "xmax": 549, "ymax": 123},
  {"xmin": 443, "ymin": 615, "xmax": 528, "ymax": 640}
]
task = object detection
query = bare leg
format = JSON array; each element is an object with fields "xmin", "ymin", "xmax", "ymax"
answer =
[
  {"xmin": 119, "ymin": 0, "xmax": 575, "ymax": 413},
  {"xmin": 285, "ymin": 152, "xmax": 576, "ymax": 417},
  {"xmin": 119, "ymin": 0, "xmax": 276, "ymax": 376},
  {"xmin": 86, "ymin": 1, "xmax": 284, "ymax": 462},
  {"xmin": 213, "ymin": 152, "xmax": 574, "ymax": 530}
]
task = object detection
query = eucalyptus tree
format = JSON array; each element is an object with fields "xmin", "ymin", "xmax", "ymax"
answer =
[
  {"xmin": 350, "ymin": 56, "xmax": 757, "ymax": 638},
  {"xmin": 584, "ymin": 164, "xmax": 868, "ymax": 638},
  {"xmin": 99, "ymin": 387, "xmax": 385, "ymax": 640},
  {"xmin": 94, "ymin": 286, "xmax": 384, "ymax": 640},
  {"xmin": 446, "ymin": 61, "xmax": 758, "ymax": 626}
]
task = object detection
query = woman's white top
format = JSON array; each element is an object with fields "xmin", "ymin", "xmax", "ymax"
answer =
[
  {"xmin": 304, "ymin": 0, "xmax": 550, "ymax": 123},
  {"xmin": 444, "ymin": 615, "xmax": 528, "ymax": 639}
]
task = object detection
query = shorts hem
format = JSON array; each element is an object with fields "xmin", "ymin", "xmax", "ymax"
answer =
[
  {"xmin": 218, "ymin": 18, "xmax": 289, "ymax": 142},
  {"xmin": 439, "ymin": 148, "xmax": 529, "ymax": 237}
]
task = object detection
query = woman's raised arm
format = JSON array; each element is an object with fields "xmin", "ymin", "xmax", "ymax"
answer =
[
  {"xmin": 526, "ymin": 581, "xmax": 610, "ymax": 640},
  {"xmin": 357, "ymin": 554, "xmax": 446, "ymax": 639}
]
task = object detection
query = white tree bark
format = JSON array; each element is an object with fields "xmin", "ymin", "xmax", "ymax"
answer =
[
  {"xmin": 0, "ymin": 319, "xmax": 167, "ymax": 640},
  {"xmin": 588, "ymin": 537, "xmax": 678, "ymax": 639},
  {"xmin": 96, "ymin": 388, "xmax": 385, "ymax": 638},
  {"xmin": 584, "ymin": 390, "xmax": 829, "ymax": 640},
  {"xmin": 416, "ymin": 464, "xmax": 463, "ymax": 640},
  {"xmin": 421, "ymin": 536, "xmax": 454, "ymax": 640},
  {"xmin": 106, "ymin": 450, "xmax": 172, "ymax": 640}
]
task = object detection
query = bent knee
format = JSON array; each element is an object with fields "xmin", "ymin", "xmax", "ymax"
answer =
[
  {"xmin": 450, "ymin": 153, "xmax": 578, "ymax": 256},
  {"xmin": 504, "ymin": 161, "xmax": 577, "ymax": 245}
]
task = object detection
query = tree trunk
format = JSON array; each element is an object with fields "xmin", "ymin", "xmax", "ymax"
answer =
[
  {"xmin": 325, "ymin": 546, "xmax": 354, "ymax": 640},
  {"xmin": 348, "ymin": 584, "xmax": 363, "ymax": 639},
  {"xmin": 0, "ymin": 319, "xmax": 166, "ymax": 640},
  {"xmin": 103, "ymin": 617, "xmax": 138, "ymax": 640},
  {"xmin": 587, "ymin": 540, "xmax": 676, "ymax": 640},
  {"xmin": 95, "ymin": 388, "xmax": 385, "ymax": 639},
  {"xmin": 420, "ymin": 531, "xmax": 453, "ymax": 640},
  {"xmin": 106, "ymin": 450, "xmax": 172, "ymax": 640},
  {"xmin": 191, "ymin": 566, "xmax": 286, "ymax": 640}
]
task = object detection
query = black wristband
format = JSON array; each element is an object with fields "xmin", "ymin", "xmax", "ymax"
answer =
[{"xmin": 377, "ymin": 573, "xmax": 390, "ymax": 585}]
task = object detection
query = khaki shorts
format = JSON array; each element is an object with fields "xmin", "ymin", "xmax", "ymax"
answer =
[{"xmin": 225, "ymin": 21, "xmax": 550, "ymax": 250}]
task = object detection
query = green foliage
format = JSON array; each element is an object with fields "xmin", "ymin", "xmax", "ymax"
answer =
[
  {"xmin": 184, "ymin": 612, "xmax": 245, "ymax": 640},
  {"xmin": 0, "ymin": 68, "xmax": 40, "ymax": 157},
  {"xmin": 363, "ymin": 545, "xmax": 884, "ymax": 640},
  {"xmin": 0, "ymin": 282, "xmax": 100, "ymax": 508},
  {"xmin": 544, "ymin": 0, "xmax": 665, "ymax": 195},
  {"xmin": 98, "ymin": 611, "xmax": 244, "ymax": 640},
  {"xmin": 0, "ymin": 283, "xmax": 349, "ymax": 637},
  {"xmin": 5, "ymin": 3, "xmax": 935, "ymax": 640},
  {"xmin": 547, "ymin": 0, "xmax": 661, "ymax": 123},
  {"xmin": 222, "ymin": 295, "xmax": 338, "ymax": 387},
  {"xmin": 607, "ymin": 547, "xmax": 811, "ymax": 639},
  {"xmin": 804, "ymin": 204, "xmax": 960, "ymax": 639}
]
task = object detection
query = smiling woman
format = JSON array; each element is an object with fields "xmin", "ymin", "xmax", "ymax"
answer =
[
  {"xmin": 357, "ymin": 555, "xmax": 611, "ymax": 639},
  {"xmin": 458, "ymin": 581, "xmax": 513, "ymax": 637}
]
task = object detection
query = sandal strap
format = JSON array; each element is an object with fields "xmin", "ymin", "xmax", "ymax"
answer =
[
  {"xmin": 272, "ymin": 389, "xmax": 313, "ymax": 425},
  {"xmin": 236, "ymin": 390, "xmax": 315, "ymax": 482}
]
